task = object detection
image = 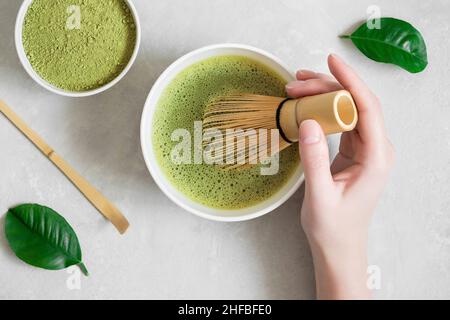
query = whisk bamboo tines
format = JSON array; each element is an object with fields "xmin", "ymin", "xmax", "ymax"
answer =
[
  {"xmin": 202, "ymin": 90, "xmax": 358, "ymax": 168},
  {"xmin": 203, "ymin": 95, "xmax": 291, "ymax": 167}
]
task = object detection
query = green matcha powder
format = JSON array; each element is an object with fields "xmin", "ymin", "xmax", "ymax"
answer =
[{"xmin": 22, "ymin": 0, "xmax": 136, "ymax": 91}]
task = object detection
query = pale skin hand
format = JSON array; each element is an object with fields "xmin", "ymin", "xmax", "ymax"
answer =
[{"xmin": 286, "ymin": 54, "xmax": 395, "ymax": 300}]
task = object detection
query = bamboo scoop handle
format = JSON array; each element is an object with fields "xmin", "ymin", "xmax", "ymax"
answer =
[
  {"xmin": 279, "ymin": 90, "xmax": 358, "ymax": 142},
  {"xmin": 0, "ymin": 100, "xmax": 129, "ymax": 234}
]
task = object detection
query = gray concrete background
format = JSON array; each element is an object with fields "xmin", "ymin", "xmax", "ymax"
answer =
[{"xmin": 0, "ymin": 0, "xmax": 449, "ymax": 299}]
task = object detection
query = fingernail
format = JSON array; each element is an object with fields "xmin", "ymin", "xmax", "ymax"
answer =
[
  {"xmin": 285, "ymin": 82, "xmax": 296, "ymax": 90},
  {"xmin": 297, "ymin": 69, "xmax": 312, "ymax": 76},
  {"xmin": 299, "ymin": 120, "xmax": 321, "ymax": 144},
  {"xmin": 329, "ymin": 53, "xmax": 343, "ymax": 62}
]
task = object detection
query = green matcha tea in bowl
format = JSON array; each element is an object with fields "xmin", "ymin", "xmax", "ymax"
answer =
[
  {"xmin": 141, "ymin": 44, "xmax": 304, "ymax": 221},
  {"xmin": 15, "ymin": 0, "xmax": 141, "ymax": 97}
]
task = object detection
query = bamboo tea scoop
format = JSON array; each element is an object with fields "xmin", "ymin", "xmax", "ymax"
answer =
[{"xmin": 0, "ymin": 100, "xmax": 129, "ymax": 234}]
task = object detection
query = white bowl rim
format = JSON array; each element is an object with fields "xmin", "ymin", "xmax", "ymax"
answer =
[
  {"xmin": 140, "ymin": 43, "xmax": 305, "ymax": 222},
  {"xmin": 14, "ymin": 0, "xmax": 141, "ymax": 97}
]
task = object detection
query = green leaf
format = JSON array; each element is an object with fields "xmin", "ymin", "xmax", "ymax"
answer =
[
  {"xmin": 340, "ymin": 17, "xmax": 428, "ymax": 73},
  {"xmin": 4, "ymin": 204, "xmax": 88, "ymax": 275}
]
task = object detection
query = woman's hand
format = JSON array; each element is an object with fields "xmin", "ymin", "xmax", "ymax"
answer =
[{"xmin": 286, "ymin": 54, "xmax": 395, "ymax": 300}]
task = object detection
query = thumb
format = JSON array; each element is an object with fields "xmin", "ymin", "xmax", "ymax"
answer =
[{"xmin": 298, "ymin": 120, "xmax": 333, "ymax": 195}]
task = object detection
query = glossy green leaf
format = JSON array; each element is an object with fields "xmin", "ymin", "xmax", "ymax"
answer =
[
  {"xmin": 341, "ymin": 17, "xmax": 428, "ymax": 73},
  {"xmin": 5, "ymin": 204, "xmax": 88, "ymax": 275}
]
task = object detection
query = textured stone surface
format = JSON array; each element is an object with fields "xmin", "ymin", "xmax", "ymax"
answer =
[{"xmin": 0, "ymin": 0, "xmax": 448, "ymax": 299}]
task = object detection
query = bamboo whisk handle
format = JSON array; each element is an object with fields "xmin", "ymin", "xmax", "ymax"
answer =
[{"xmin": 279, "ymin": 90, "xmax": 358, "ymax": 142}]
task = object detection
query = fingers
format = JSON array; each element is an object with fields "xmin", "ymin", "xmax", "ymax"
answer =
[
  {"xmin": 330, "ymin": 153, "xmax": 355, "ymax": 175},
  {"xmin": 327, "ymin": 54, "xmax": 387, "ymax": 146},
  {"xmin": 296, "ymin": 69, "xmax": 335, "ymax": 81},
  {"xmin": 290, "ymin": 54, "xmax": 391, "ymax": 176},
  {"xmin": 299, "ymin": 120, "xmax": 334, "ymax": 196},
  {"xmin": 328, "ymin": 54, "xmax": 395, "ymax": 175},
  {"xmin": 330, "ymin": 132, "xmax": 357, "ymax": 174},
  {"xmin": 286, "ymin": 79, "xmax": 343, "ymax": 98}
]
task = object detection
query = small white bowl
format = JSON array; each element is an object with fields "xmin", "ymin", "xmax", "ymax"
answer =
[
  {"xmin": 140, "ymin": 44, "xmax": 305, "ymax": 222},
  {"xmin": 15, "ymin": 0, "xmax": 141, "ymax": 97}
]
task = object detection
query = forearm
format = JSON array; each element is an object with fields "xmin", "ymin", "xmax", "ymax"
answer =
[{"xmin": 309, "ymin": 237, "xmax": 371, "ymax": 300}]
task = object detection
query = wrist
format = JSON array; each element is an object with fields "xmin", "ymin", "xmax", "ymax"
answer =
[
  {"xmin": 307, "ymin": 230, "xmax": 368, "ymax": 261},
  {"xmin": 307, "ymin": 233, "xmax": 371, "ymax": 299}
]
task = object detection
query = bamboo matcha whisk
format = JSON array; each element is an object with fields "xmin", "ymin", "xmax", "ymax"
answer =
[{"xmin": 202, "ymin": 90, "xmax": 358, "ymax": 167}]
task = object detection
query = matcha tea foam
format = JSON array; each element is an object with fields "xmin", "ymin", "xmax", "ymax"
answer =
[{"xmin": 152, "ymin": 56, "xmax": 299, "ymax": 210}]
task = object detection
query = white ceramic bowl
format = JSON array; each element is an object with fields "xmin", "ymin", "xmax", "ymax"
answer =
[
  {"xmin": 15, "ymin": 0, "xmax": 141, "ymax": 97},
  {"xmin": 141, "ymin": 44, "xmax": 304, "ymax": 221}
]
